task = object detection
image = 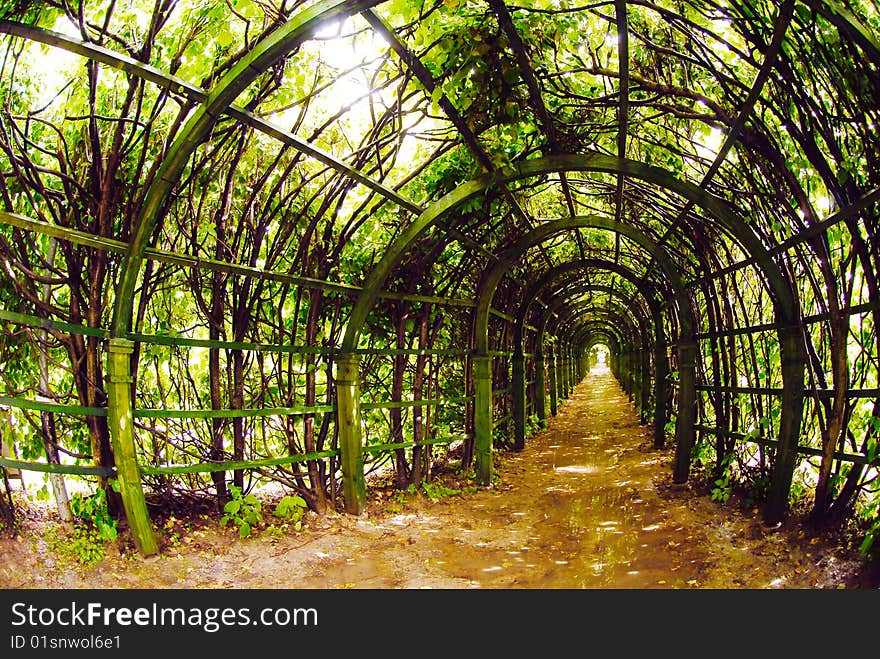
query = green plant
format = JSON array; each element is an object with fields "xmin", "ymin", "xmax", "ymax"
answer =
[
  {"xmin": 858, "ymin": 495, "xmax": 880, "ymax": 558},
  {"xmin": 421, "ymin": 481, "xmax": 460, "ymax": 501},
  {"xmin": 220, "ymin": 485, "xmax": 264, "ymax": 539},
  {"xmin": 711, "ymin": 453, "xmax": 735, "ymax": 504},
  {"xmin": 273, "ymin": 494, "xmax": 308, "ymax": 531},
  {"xmin": 70, "ymin": 489, "xmax": 118, "ymax": 543},
  {"xmin": 742, "ymin": 474, "xmax": 770, "ymax": 509},
  {"xmin": 525, "ymin": 413, "xmax": 543, "ymax": 439},
  {"xmin": 46, "ymin": 488, "xmax": 118, "ymax": 567}
]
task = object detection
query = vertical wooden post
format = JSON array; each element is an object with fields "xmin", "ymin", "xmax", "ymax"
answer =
[
  {"xmin": 765, "ymin": 327, "xmax": 806, "ymax": 524},
  {"xmin": 559, "ymin": 345, "xmax": 568, "ymax": 401},
  {"xmin": 535, "ymin": 353, "xmax": 547, "ymax": 427},
  {"xmin": 512, "ymin": 352, "xmax": 526, "ymax": 450},
  {"xmin": 474, "ymin": 355, "xmax": 493, "ymax": 485},
  {"xmin": 336, "ymin": 353, "xmax": 366, "ymax": 514},
  {"xmin": 106, "ymin": 338, "xmax": 158, "ymax": 556},
  {"xmin": 548, "ymin": 346, "xmax": 558, "ymax": 416},
  {"xmin": 626, "ymin": 351, "xmax": 634, "ymax": 402},
  {"xmin": 640, "ymin": 348, "xmax": 651, "ymax": 424},
  {"xmin": 653, "ymin": 339, "xmax": 668, "ymax": 449},
  {"xmin": 632, "ymin": 350, "xmax": 640, "ymax": 405},
  {"xmin": 673, "ymin": 341, "xmax": 698, "ymax": 483}
]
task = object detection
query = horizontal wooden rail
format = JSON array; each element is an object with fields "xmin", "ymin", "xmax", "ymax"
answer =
[
  {"xmin": 362, "ymin": 437, "xmax": 459, "ymax": 454},
  {"xmin": 0, "ymin": 212, "xmax": 501, "ymax": 313},
  {"xmin": 693, "ymin": 301, "xmax": 880, "ymax": 340},
  {"xmin": 694, "ymin": 425, "xmax": 871, "ymax": 465},
  {"xmin": 695, "ymin": 385, "xmax": 880, "ymax": 398},
  {"xmin": 139, "ymin": 449, "xmax": 341, "ymax": 476},
  {"xmin": 2, "ymin": 307, "xmax": 474, "ymax": 356},
  {"xmin": 686, "ymin": 187, "xmax": 880, "ymax": 288},
  {"xmin": 0, "ymin": 456, "xmax": 115, "ymax": 477},
  {"xmin": 0, "ymin": 395, "xmax": 106, "ymax": 416}
]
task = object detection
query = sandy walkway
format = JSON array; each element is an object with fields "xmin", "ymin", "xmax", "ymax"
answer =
[{"xmin": 1, "ymin": 369, "xmax": 867, "ymax": 589}]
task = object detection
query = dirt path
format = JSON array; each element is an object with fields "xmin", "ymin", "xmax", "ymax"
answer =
[{"xmin": 1, "ymin": 369, "xmax": 870, "ymax": 589}]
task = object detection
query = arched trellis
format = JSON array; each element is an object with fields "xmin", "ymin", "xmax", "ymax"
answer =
[
  {"xmin": 0, "ymin": 0, "xmax": 876, "ymax": 558},
  {"xmin": 552, "ymin": 306, "xmax": 644, "ymax": 416},
  {"xmin": 570, "ymin": 319, "xmax": 633, "ymax": 382},
  {"xmin": 551, "ymin": 295, "xmax": 651, "ymax": 409},
  {"xmin": 104, "ymin": 1, "xmax": 389, "ymax": 553},
  {"xmin": 513, "ymin": 259, "xmax": 669, "ymax": 449},
  {"xmin": 526, "ymin": 282, "xmax": 654, "ymax": 426},
  {"xmin": 341, "ymin": 157, "xmax": 806, "ymax": 523},
  {"xmin": 472, "ymin": 215, "xmax": 691, "ymax": 487}
]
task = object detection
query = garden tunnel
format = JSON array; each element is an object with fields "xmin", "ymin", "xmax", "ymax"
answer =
[{"xmin": 0, "ymin": 0, "xmax": 878, "ymax": 559}]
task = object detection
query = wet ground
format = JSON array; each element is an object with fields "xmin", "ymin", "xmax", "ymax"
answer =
[{"xmin": 1, "ymin": 368, "xmax": 872, "ymax": 589}]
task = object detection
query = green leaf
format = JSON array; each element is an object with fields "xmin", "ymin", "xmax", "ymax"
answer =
[
  {"xmin": 430, "ymin": 85, "xmax": 443, "ymax": 114},
  {"xmin": 224, "ymin": 500, "xmax": 241, "ymax": 515},
  {"xmin": 216, "ymin": 30, "xmax": 234, "ymax": 48},
  {"xmin": 239, "ymin": 522, "xmax": 251, "ymax": 539}
]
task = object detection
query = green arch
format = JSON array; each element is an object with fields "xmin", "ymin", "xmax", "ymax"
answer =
[
  {"xmin": 514, "ymin": 258, "xmax": 665, "ymax": 357},
  {"xmin": 111, "ymin": 0, "xmax": 381, "ymax": 336},
  {"xmin": 519, "ymin": 263, "xmax": 668, "ymax": 442},
  {"xmin": 543, "ymin": 285, "xmax": 651, "ymax": 350},
  {"xmin": 339, "ymin": 156, "xmax": 804, "ymax": 521},
  {"xmin": 469, "ymin": 215, "xmax": 693, "ymax": 484},
  {"xmin": 97, "ymin": 0, "xmax": 382, "ymax": 550}
]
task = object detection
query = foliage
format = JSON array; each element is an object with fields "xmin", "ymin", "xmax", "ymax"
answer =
[
  {"xmin": 273, "ymin": 495, "xmax": 308, "ymax": 532},
  {"xmin": 70, "ymin": 489, "xmax": 118, "ymax": 543},
  {"xmin": 420, "ymin": 481, "xmax": 461, "ymax": 501},
  {"xmin": 0, "ymin": 0, "xmax": 879, "ymax": 557},
  {"xmin": 857, "ymin": 493, "xmax": 880, "ymax": 558},
  {"xmin": 45, "ymin": 488, "xmax": 119, "ymax": 567},
  {"xmin": 525, "ymin": 414, "xmax": 543, "ymax": 439},
  {"xmin": 220, "ymin": 486, "xmax": 264, "ymax": 539}
]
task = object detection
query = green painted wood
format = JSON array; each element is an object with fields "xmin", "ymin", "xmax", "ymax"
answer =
[
  {"xmin": 471, "ymin": 216, "xmax": 682, "ymax": 467},
  {"xmin": 555, "ymin": 344, "xmax": 566, "ymax": 404},
  {"xmin": 654, "ymin": 338, "xmax": 668, "ymax": 448},
  {"xmin": 512, "ymin": 353, "xmax": 526, "ymax": 450},
  {"xmin": 0, "ymin": 16, "xmax": 420, "ymax": 220},
  {"xmin": 535, "ymin": 356, "xmax": 547, "ymax": 425},
  {"xmin": 134, "ymin": 405, "xmax": 336, "ymax": 419},
  {"xmin": 473, "ymin": 355, "xmax": 493, "ymax": 485},
  {"xmin": 139, "ymin": 449, "xmax": 339, "ymax": 476},
  {"xmin": 111, "ymin": 0, "xmax": 384, "ymax": 338},
  {"xmin": 0, "ymin": 308, "xmax": 108, "ymax": 339},
  {"xmin": 766, "ymin": 329, "xmax": 807, "ymax": 522},
  {"xmin": 0, "ymin": 212, "xmax": 484, "ymax": 312},
  {"xmin": 694, "ymin": 425, "xmax": 872, "ymax": 466},
  {"xmin": 335, "ymin": 354, "xmax": 366, "ymax": 514},
  {"xmin": 560, "ymin": 348, "xmax": 569, "ymax": 400},
  {"xmin": 548, "ymin": 346, "xmax": 558, "ymax": 416},
  {"xmin": 0, "ymin": 396, "xmax": 106, "ymax": 417},
  {"xmin": 362, "ymin": 397, "xmax": 474, "ymax": 410},
  {"xmin": 0, "ymin": 457, "xmax": 115, "ymax": 478},
  {"xmin": 672, "ymin": 341, "xmax": 698, "ymax": 483},
  {"xmin": 105, "ymin": 338, "xmax": 158, "ymax": 556},
  {"xmin": 513, "ymin": 259, "xmax": 666, "ymax": 443},
  {"xmin": 362, "ymin": 437, "xmax": 457, "ymax": 455}
]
